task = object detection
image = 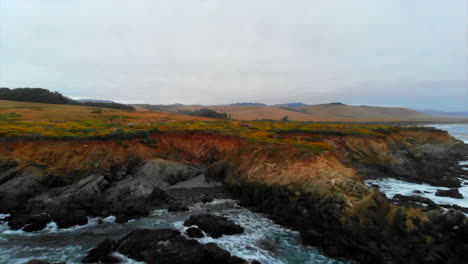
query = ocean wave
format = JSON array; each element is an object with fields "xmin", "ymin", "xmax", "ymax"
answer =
[{"xmin": 365, "ymin": 178, "xmax": 468, "ymax": 210}]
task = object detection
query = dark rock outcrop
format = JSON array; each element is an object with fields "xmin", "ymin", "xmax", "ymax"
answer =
[
  {"xmin": 391, "ymin": 194, "xmax": 440, "ymax": 210},
  {"xmin": 0, "ymin": 159, "xmax": 205, "ymax": 231},
  {"xmin": 202, "ymin": 197, "xmax": 213, "ymax": 203},
  {"xmin": 168, "ymin": 203, "xmax": 189, "ymax": 212},
  {"xmin": 231, "ymin": 183, "xmax": 468, "ymax": 264},
  {"xmin": 184, "ymin": 214, "xmax": 244, "ymax": 238},
  {"xmin": 82, "ymin": 239, "xmax": 115, "ymax": 263},
  {"xmin": 435, "ymin": 189, "xmax": 464, "ymax": 199},
  {"xmin": 114, "ymin": 229, "xmax": 247, "ymax": 264},
  {"xmin": 186, "ymin": 227, "xmax": 204, "ymax": 238},
  {"xmin": 205, "ymin": 162, "xmax": 227, "ymax": 183}
]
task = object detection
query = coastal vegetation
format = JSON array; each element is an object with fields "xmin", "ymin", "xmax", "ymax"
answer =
[
  {"xmin": 0, "ymin": 99, "xmax": 466, "ymax": 264},
  {"xmin": 0, "ymin": 100, "xmax": 404, "ymax": 153}
]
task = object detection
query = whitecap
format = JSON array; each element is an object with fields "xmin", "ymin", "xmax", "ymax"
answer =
[
  {"xmin": 0, "ymin": 214, "xmax": 10, "ymax": 220},
  {"xmin": 365, "ymin": 178, "xmax": 468, "ymax": 209}
]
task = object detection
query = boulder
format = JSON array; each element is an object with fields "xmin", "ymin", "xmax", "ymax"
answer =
[
  {"xmin": 201, "ymin": 197, "xmax": 213, "ymax": 203},
  {"xmin": 435, "ymin": 189, "xmax": 464, "ymax": 199},
  {"xmin": 115, "ymin": 229, "xmax": 247, "ymax": 264},
  {"xmin": 135, "ymin": 159, "xmax": 203, "ymax": 188},
  {"xmin": 82, "ymin": 239, "xmax": 115, "ymax": 263},
  {"xmin": 0, "ymin": 166, "xmax": 44, "ymax": 212},
  {"xmin": 168, "ymin": 203, "xmax": 189, "ymax": 212},
  {"xmin": 184, "ymin": 214, "xmax": 244, "ymax": 238},
  {"xmin": 146, "ymin": 187, "xmax": 173, "ymax": 205},
  {"xmin": 8, "ymin": 213, "xmax": 52, "ymax": 232},
  {"xmin": 186, "ymin": 227, "xmax": 204, "ymax": 238}
]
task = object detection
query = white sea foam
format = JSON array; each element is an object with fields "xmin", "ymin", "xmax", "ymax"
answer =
[
  {"xmin": 429, "ymin": 124, "xmax": 468, "ymax": 144},
  {"xmin": 365, "ymin": 178, "xmax": 468, "ymax": 209},
  {"xmin": 0, "ymin": 214, "xmax": 10, "ymax": 220},
  {"xmin": 173, "ymin": 199, "xmax": 346, "ymax": 264}
]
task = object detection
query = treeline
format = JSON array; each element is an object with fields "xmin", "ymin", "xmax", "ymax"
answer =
[
  {"xmin": 0, "ymin": 88, "xmax": 135, "ymax": 111},
  {"xmin": 177, "ymin": 108, "xmax": 230, "ymax": 119}
]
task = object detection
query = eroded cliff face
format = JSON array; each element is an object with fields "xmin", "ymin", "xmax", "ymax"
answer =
[{"xmin": 0, "ymin": 129, "xmax": 467, "ymax": 263}]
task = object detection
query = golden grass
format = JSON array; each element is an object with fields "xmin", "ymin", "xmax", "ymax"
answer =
[{"xmin": 0, "ymin": 100, "xmax": 401, "ymax": 153}]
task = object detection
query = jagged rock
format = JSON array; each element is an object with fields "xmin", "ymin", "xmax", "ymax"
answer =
[
  {"xmin": 186, "ymin": 227, "xmax": 204, "ymax": 238},
  {"xmin": 168, "ymin": 203, "xmax": 189, "ymax": 212},
  {"xmin": 435, "ymin": 189, "xmax": 464, "ymax": 199},
  {"xmin": 201, "ymin": 197, "xmax": 213, "ymax": 203},
  {"xmin": 184, "ymin": 214, "xmax": 244, "ymax": 238},
  {"xmin": 146, "ymin": 187, "xmax": 173, "ymax": 205},
  {"xmin": 115, "ymin": 229, "xmax": 247, "ymax": 264},
  {"xmin": 439, "ymin": 204, "xmax": 468, "ymax": 214},
  {"xmin": 8, "ymin": 213, "xmax": 52, "ymax": 232},
  {"xmin": 300, "ymin": 228, "xmax": 323, "ymax": 246},
  {"xmin": 82, "ymin": 239, "xmax": 115, "ymax": 263},
  {"xmin": 0, "ymin": 166, "xmax": 44, "ymax": 212},
  {"xmin": 392, "ymin": 194, "xmax": 440, "ymax": 210},
  {"xmin": 136, "ymin": 159, "xmax": 203, "ymax": 187}
]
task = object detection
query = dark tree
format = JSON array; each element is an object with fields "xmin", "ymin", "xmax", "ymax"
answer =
[{"xmin": 0, "ymin": 87, "xmax": 135, "ymax": 111}]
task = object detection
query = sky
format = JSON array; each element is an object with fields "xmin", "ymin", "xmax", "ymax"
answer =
[{"xmin": 0, "ymin": 0, "xmax": 467, "ymax": 111}]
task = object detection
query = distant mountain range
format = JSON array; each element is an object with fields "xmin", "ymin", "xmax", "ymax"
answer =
[
  {"xmin": 135, "ymin": 102, "xmax": 467, "ymax": 122},
  {"xmin": 230, "ymin": 102, "xmax": 267, "ymax": 106},
  {"xmin": 77, "ymin": 99, "xmax": 115, "ymax": 104}
]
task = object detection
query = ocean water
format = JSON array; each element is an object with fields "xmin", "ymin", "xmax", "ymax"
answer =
[
  {"xmin": 0, "ymin": 200, "xmax": 345, "ymax": 264},
  {"xmin": 365, "ymin": 124, "xmax": 468, "ymax": 210}
]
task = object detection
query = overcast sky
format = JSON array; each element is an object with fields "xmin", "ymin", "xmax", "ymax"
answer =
[{"xmin": 1, "ymin": 0, "xmax": 467, "ymax": 110}]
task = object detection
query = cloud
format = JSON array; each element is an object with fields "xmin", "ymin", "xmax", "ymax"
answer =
[{"xmin": 0, "ymin": 0, "xmax": 466, "ymax": 110}]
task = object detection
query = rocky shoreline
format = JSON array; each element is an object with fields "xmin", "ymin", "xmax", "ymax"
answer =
[{"xmin": 1, "ymin": 128, "xmax": 468, "ymax": 263}]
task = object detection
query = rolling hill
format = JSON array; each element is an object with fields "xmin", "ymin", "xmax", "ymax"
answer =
[{"xmin": 136, "ymin": 102, "xmax": 463, "ymax": 122}]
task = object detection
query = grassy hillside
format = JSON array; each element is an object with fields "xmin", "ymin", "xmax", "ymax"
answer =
[
  {"xmin": 0, "ymin": 99, "xmax": 405, "ymax": 153},
  {"xmin": 139, "ymin": 103, "xmax": 466, "ymax": 122}
]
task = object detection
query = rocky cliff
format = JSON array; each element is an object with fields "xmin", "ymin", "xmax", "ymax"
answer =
[{"xmin": 0, "ymin": 128, "xmax": 467, "ymax": 263}]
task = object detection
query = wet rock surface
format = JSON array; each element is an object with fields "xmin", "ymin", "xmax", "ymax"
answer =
[
  {"xmin": 184, "ymin": 214, "xmax": 244, "ymax": 238},
  {"xmin": 344, "ymin": 131, "xmax": 468, "ymax": 188},
  {"xmin": 232, "ymin": 183, "xmax": 468, "ymax": 264},
  {"xmin": 186, "ymin": 227, "xmax": 205, "ymax": 238},
  {"xmin": 0, "ymin": 159, "xmax": 232, "ymax": 232},
  {"xmin": 82, "ymin": 228, "xmax": 248, "ymax": 264},
  {"xmin": 435, "ymin": 188, "xmax": 464, "ymax": 199}
]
